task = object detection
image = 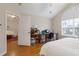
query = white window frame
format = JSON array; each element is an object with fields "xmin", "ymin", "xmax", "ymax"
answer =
[{"xmin": 61, "ymin": 18, "xmax": 79, "ymax": 37}]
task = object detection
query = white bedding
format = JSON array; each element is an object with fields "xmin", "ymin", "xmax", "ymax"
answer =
[
  {"xmin": 6, "ymin": 31, "xmax": 17, "ymax": 36},
  {"xmin": 6, "ymin": 31, "xmax": 15, "ymax": 35},
  {"xmin": 40, "ymin": 38, "xmax": 79, "ymax": 56}
]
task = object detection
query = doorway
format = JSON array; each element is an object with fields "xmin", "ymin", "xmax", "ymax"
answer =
[
  {"xmin": 5, "ymin": 11, "xmax": 32, "ymax": 55},
  {"xmin": 6, "ymin": 12, "xmax": 20, "ymax": 55},
  {"xmin": 7, "ymin": 13, "xmax": 19, "ymax": 41}
]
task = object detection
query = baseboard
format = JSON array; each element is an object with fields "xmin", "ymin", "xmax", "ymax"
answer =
[
  {"xmin": 18, "ymin": 44, "xmax": 31, "ymax": 47},
  {"xmin": 18, "ymin": 42, "xmax": 31, "ymax": 46},
  {"xmin": 0, "ymin": 50, "xmax": 7, "ymax": 56}
]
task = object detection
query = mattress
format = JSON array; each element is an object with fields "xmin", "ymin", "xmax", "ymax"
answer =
[
  {"xmin": 40, "ymin": 38, "xmax": 79, "ymax": 56},
  {"xmin": 6, "ymin": 31, "xmax": 15, "ymax": 35}
]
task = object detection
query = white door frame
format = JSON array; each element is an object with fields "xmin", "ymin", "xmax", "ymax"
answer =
[{"xmin": 5, "ymin": 10, "xmax": 20, "ymax": 55}]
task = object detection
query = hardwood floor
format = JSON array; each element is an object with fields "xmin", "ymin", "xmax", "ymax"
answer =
[{"xmin": 5, "ymin": 39, "xmax": 42, "ymax": 56}]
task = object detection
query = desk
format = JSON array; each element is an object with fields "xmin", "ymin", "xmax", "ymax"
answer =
[
  {"xmin": 45, "ymin": 33, "xmax": 49, "ymax": 42},
  {"xmin": 31, "ymin": 33, "xmax": 41, "ymax": 43},
  {"xmin": 42, "ymin": 33, "xmax": 58, "ymax": 42}
]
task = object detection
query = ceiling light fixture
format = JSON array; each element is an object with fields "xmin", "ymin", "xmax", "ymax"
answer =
[
  {"xmin": 7, "ymin": 14, "xmax": 16, "ymax": 18},
  {"xmin": 18, "ymin": 3, "xmax": 22, "ymax": 6},
  {"xmin": 49, "ymin": 4, "xmax": 53, "ymax": 7},
  {"xmin": 11, "ymin": 15, "xmax": 16, "ymax": 18},
  {"xmin": 49, "ymin": 11, "xmax": 52, "ymax": 14}
]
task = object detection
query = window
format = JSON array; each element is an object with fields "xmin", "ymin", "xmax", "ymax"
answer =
[
  {"xmin": 74, "ymin": 18, "xmax": 79, "ymax": 36},
  {"xmin": 61, "ymin": 18, "xmax": 79, "ymax": 37}
]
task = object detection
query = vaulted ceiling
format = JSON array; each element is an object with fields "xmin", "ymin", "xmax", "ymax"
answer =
[
  {"xmin": 0, "ymin": 3, "xmax": 68, "ymax": 19},
  {"xmin": 19, "ymin": 3, "xmax": 68, "ymax": 19}
]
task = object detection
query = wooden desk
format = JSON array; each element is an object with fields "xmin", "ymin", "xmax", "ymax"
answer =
[
  {"xmin": 32, "ymin": 33, "xmax": 41, "ymax": 43},
  {"xmin": 45, "ymin": 33, "xmax": 49, "ymax": 42}
]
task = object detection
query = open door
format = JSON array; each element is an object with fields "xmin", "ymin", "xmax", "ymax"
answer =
[{"xmin": 18, "ymin": 15, "xmax": 31, "ymax": 46}]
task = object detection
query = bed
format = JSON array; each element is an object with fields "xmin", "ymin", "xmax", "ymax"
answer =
[
  {"xmin": 6, "ymin": 31, "xmax": 17, "ymax": 39},
  {"xmin": 40, "ymin": 38, "xmax": 79, "ymax": 56},
  {"xmin": 7, "ymin": 31, "xmax": 15, "ymax": 35}
]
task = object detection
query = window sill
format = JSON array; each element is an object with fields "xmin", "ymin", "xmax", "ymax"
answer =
[{"xmin": 62, "ymin": 34, "xmax": 79, "ymax": 38}]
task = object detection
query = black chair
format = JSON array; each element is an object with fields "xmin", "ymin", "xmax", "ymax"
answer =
[{"xmin": 48, "ymin": 33, "xmax": 54, "ymax": 41}]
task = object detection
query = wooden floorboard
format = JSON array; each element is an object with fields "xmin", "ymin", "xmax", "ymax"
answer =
[{"xmin": 5, "ymin": 39, "xmax": 42, "ymax": 56}]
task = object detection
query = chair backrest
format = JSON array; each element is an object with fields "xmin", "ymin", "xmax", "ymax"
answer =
[{"xmin": 49, "ymin": 33, "xmax": 54, "ymax": 39}]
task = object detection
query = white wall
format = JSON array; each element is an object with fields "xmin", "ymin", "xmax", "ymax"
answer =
[
  {"xmin": 51, "ymin": 4, "xmax": 79, "ymax": 38},
  {"xmin": 62, "ymin": 4, "xmax": 79, "ymax": 19},
  {"xmin": 18, "ymin": 14, "xmax": 51, "ymax": 46},
  {"xmin": 31, "ymin": 15, "xmax": 52, "ymax": 31}
]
